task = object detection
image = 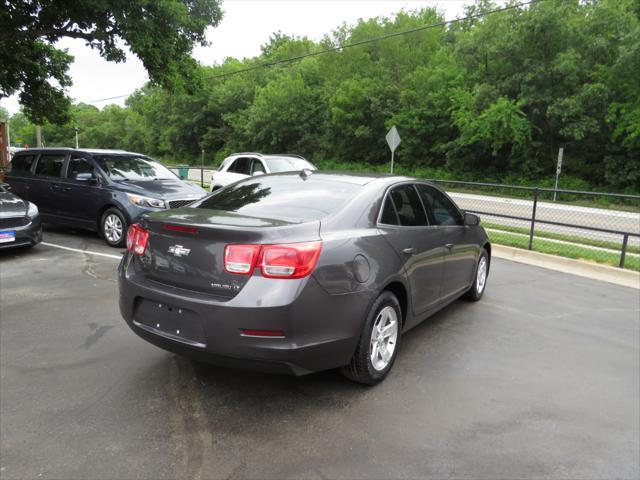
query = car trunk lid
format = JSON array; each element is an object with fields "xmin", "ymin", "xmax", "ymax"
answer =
[{"xmin": 137, "ymin": 208, "xmax": 320, "ymax": 298}]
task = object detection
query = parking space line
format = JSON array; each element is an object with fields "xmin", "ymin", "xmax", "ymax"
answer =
[{"xmin": 41, "ymin": 242, "xmax": 123, "ymax": 260}]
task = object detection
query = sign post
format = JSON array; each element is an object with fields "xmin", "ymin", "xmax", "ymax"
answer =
[
  {"xmin": 553, "ymin": 147, "xmax": 564, "ymax": 202},
  {"xmin": 385, "ymin": 125, "xmax": 401, "ymax": 174}
]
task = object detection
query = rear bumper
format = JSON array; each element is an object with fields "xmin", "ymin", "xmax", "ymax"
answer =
[
  {"xmin": 0, "ymin": 216, "xmax": 42, "ymax": 249},
  {"xmin": 118, "ymin": 255, "xmax": 373, "ymax": 375}
]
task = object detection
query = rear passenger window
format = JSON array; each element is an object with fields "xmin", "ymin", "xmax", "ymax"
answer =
[
  {"xmin": 34, "ymin": 154, "xmax": 65, "ymax": 177},
  {"xmin": 389, "ymin": 185, "xmax": 428, "ymax": 227},
  {"xmin": 417, "ymin": 184, "xmax": 464, "ymax": 226},
  {"xmin": 379, "ymin": 196, "xmax": 399, "ymax": 225},
  {"xmin": 228, "ymin": 158, "xmax": 251, "ymax": 175},
  {"xmin": 9, "ymin": 154, "xmax": 36, "ymax": 173}
]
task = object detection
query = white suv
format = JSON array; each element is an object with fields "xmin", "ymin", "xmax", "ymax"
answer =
[{"xmin": 210, "ymin": 153, "xmax": 316, "ymax": 191}]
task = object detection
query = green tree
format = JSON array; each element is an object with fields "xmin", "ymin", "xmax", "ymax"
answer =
[{"xmin": 0, "ymin": 0, "xmax": 223, "ymax": 124}]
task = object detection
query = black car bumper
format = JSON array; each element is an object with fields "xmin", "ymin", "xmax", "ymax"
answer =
[
  {"xmin": 0, "ymin": 215, "xmax": 42, "ymax": 249},
  {"xmin": 118, "ymin": 254, "xmax": 374, "ymax": 375}
]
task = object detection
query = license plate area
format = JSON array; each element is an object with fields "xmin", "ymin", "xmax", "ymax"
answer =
[
  {"xmin": 134, "ymin": 299, "xmax": 206, "ymax": 347},
  {"xmin": 0, "ymin": 231, "xmax": 16, "ymax": 243}
]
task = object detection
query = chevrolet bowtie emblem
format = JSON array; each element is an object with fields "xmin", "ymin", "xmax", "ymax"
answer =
[{"xmin": 168, "ymin": 245, "xmax": 191, "ymax": 257}]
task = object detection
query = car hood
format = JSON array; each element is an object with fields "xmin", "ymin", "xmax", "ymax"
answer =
[
  {"xmin": 112, "ymin": 179, "xmax": 207, "ymax": 200},
  {"xmin": 0, "ymin": 191, "xmax": 27, "ymax": 217}
]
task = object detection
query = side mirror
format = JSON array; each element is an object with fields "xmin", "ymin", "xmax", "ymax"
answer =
[
  {"xmin": 75, "ymin": 172, "xmax": 97, "ymax": 184},
  {"xmin": 252, "ymin": 171, "xmax": 265, "ymax": 176},
  {"xmin": 464, "ymin": 212, "xmax": 480, "ymax": 226}
]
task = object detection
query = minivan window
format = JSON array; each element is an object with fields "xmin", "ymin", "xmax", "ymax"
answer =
[
  {"xmin": 94, "ymin": 155, "xmax": 176, "ymax": 181},
  {"xmin": 9, "ymin": 154, "xmax": 36, "ymax": 173},
  {"xmin": 34, "ymin": 154, "xmax": 65, "ymax": 177},
  {"xmin": 195, "ymin": 175, "xmax": 362, "ymax": 221},
  {"xmin": 67, "ymin": 157, "xmax": 96, "ymax": 179}
]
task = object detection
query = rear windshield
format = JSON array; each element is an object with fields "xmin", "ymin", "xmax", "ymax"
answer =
[{"xmin": 194, "ymin": 175, "xmax": 361, "ymax": 221}]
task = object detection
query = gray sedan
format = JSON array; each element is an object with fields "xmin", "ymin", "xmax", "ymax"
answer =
[{"xmin": 118, "ymin": 172, "xmax": 490, "ymax": 384}]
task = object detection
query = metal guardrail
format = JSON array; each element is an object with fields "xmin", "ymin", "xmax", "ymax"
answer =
[{"xmin": 170, "ymin": 166, "xmax": 640, "ymax": 271}]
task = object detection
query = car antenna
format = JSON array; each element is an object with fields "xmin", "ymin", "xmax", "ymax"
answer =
[{"xmin": 299, "ymin": 168, "xmax": 313, "ymax": 181}]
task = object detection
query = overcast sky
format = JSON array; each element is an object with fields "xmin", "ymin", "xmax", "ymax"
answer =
[{"xmin": 1, "ymin": 0, "xmax": 469, "ymax": 116}]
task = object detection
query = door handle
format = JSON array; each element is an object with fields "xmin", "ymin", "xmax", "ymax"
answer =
[
  {"xmin": 402, "ymin": 247, "xmax": 415, "ymax": 255},
  {"xmin": 445, "ymin": 243, "xmax": 455, "ymax": 250},
  {"xmin": 62, "ymin": 186, "xmax": 71, "ymax": 192},
  {"xmin": 50, "ymin": 184, "xmax": 60, "ymax": 191}
]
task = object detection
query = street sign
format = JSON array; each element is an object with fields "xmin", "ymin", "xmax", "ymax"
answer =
[
  {"xmin": 386, "ymin": 126, "xmax": 401, "ymax": 174},
  {"xmin": 386, "ymin": 126, "xmax": 401, "ymax": 153}
]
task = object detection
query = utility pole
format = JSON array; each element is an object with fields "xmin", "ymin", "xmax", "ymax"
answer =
[
  {"xmin": 553, "ymin": 147, "xmax": 564, "ymax": 202},
  {"xmin": 201, "ymin": 148, "xmax": 205, "ymax": 188},
  {"xmin": 35, "ymin": 125, "xmax": 42, "ymax": 147},
  {"xmin": 75, "ymin": 126, "xmax": 79, "ymax": 149}
]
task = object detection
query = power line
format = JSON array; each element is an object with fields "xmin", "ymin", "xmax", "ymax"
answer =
[{"xmin": 84, "ymin": 0, "xmax": 542, "ymax": 104}]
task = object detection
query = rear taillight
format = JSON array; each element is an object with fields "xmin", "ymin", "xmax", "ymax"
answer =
[
  {"xmin": 259, "ymin": 241, "xmax": 322, "ymax": 279},
  {"xmin": 126, "ymin": 224, "xmax": 149, "ymax": 255},
  {"xmin": 224, "ymin": 244, "xmax": 261, "ymax": 274},
  {"xmin": 224, "ymin": 241, "xmax": 322, "ymax": 279}
]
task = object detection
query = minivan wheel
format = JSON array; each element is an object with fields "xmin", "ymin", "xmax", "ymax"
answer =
[
  {"xmin": 464, "ymin": 248, "xmax": 489, "ymax": 301},
  {"xmin": 100, "ymin": 208, "xmax": 127, "ymax": 247},
  {"xmin": 341, "ymin": 291, "xmax": 402, "ymax": 385}
]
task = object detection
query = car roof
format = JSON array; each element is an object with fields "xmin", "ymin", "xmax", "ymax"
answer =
[
  {"xmin": 13, "ymin": 148, "xmax": 145, "ymax": 156},
  {"xmin": 268, "ymin": 170, "xmax": 424, "ymax": 186},
  {"xmin": 226, "ymin": 153, "xmax": 308, "ymax": 161}
]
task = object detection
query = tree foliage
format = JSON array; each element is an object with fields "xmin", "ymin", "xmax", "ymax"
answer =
[
  {"xmin": 0, "ymin": 0, "xmax": 223, "ymax": 124},
  {"xmin": 6, "ymin": 0, "xmax": 640, "ymax": 191}
]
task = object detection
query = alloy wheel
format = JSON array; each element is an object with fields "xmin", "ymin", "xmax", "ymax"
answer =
[
  {"xmin": 476, "ymin": 256, "xmax": 487, "ymax": 294},
  {"xmin": 369, "ymin": 305, "xmax": 399, "ymax": 371},
  {"xmin": 104, "ymin": 213, "xmax": 123, "ymax": 244}
]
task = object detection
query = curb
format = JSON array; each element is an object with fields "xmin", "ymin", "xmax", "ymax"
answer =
[{"xmin": 492, "ymin": 244, "xmax": 640, "ymax": 290}]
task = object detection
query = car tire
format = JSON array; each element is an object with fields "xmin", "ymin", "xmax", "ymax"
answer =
[
  {"xmin": 341, "ymin": 291, "xmax": 402, "ymax": 385},
  {"xmin": 464, "ymin": 248, "xmax": 489, "ymax": 301},
  {"xmin": 100, "ymin": 208, "xmax": 127, "ymax": 248}
]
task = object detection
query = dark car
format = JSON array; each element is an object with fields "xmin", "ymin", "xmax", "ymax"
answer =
[
  {"xmin": 118, "ymin": 172, "xmax": 490, "ymax": 384},
  {"xmin": 5, "ymin": 148, "xmax": 207, "ymax": 247},
  {"xmin": 0, "ymin": 182, "xmax": 42, "ymax": 249}
]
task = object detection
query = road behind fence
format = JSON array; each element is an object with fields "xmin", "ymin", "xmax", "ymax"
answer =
[{"xmin": 171, "ymin": 166, "xmax": 640, "ymax": 272}]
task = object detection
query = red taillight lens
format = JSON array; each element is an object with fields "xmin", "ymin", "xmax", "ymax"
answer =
[
  {"xmin": 224, "ymin": 244, "xmax": 260, "ymax": 274},
  {"xmin": 260, "ymin": 241, "xmax": 322, "ymax": 279},
  {"xmin": 224, "ymin": 241, "xmax": 322, "ymax": 279},
  {"xmin": 163, "ymin": 224, "xmax": 199, "ymax": 234},
  {"xmin": 126, "ymin": 224, "xmax": 149, "ymax": 255}
]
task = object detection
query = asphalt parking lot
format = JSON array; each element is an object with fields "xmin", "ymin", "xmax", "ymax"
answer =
[{"xmin": 1, "ymin": 226, "xmax": 639, "ymax": 480}]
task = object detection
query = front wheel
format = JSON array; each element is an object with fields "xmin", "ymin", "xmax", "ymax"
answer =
[
  {"xmin": 100, "ymin": 208, "xmax": 127, "ymax": 247},
  {"xmin": 464, "ymin": 248, "xmax": 489, "ymax": 301},
  {"xmin": 341, "ymin": 291, "xmax": 402, "ymax": 385}
]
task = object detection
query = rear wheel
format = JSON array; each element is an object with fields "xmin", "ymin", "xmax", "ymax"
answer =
[
  {"xmin": 341, "ymin": 291, "xmax": 402, "ymax": 385},
  {"xmin": 100, "ymin": 208, "xmax": 127, "ymax": 247},
  {"xmin": 464, "ymin": 248, "xmax": 489, "ymax": 301}
]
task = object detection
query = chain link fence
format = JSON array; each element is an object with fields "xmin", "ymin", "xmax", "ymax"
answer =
[{"xmin": 432, "ymin": 180, "xmax": 640, "ymax": 272}]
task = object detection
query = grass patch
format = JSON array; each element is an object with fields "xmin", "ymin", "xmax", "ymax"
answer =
[
  {"xmin": 483, "ymin": 222, "xmax": 640, "ymax": 254},
  {"xmin": 488, "ymin": 231, "xmax": 639, "ymax": 272}
]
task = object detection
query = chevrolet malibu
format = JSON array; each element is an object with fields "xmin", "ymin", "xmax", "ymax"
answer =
[{"xmin": 118, "ymin": 172, "xmax": 490, "ymax": 384}]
